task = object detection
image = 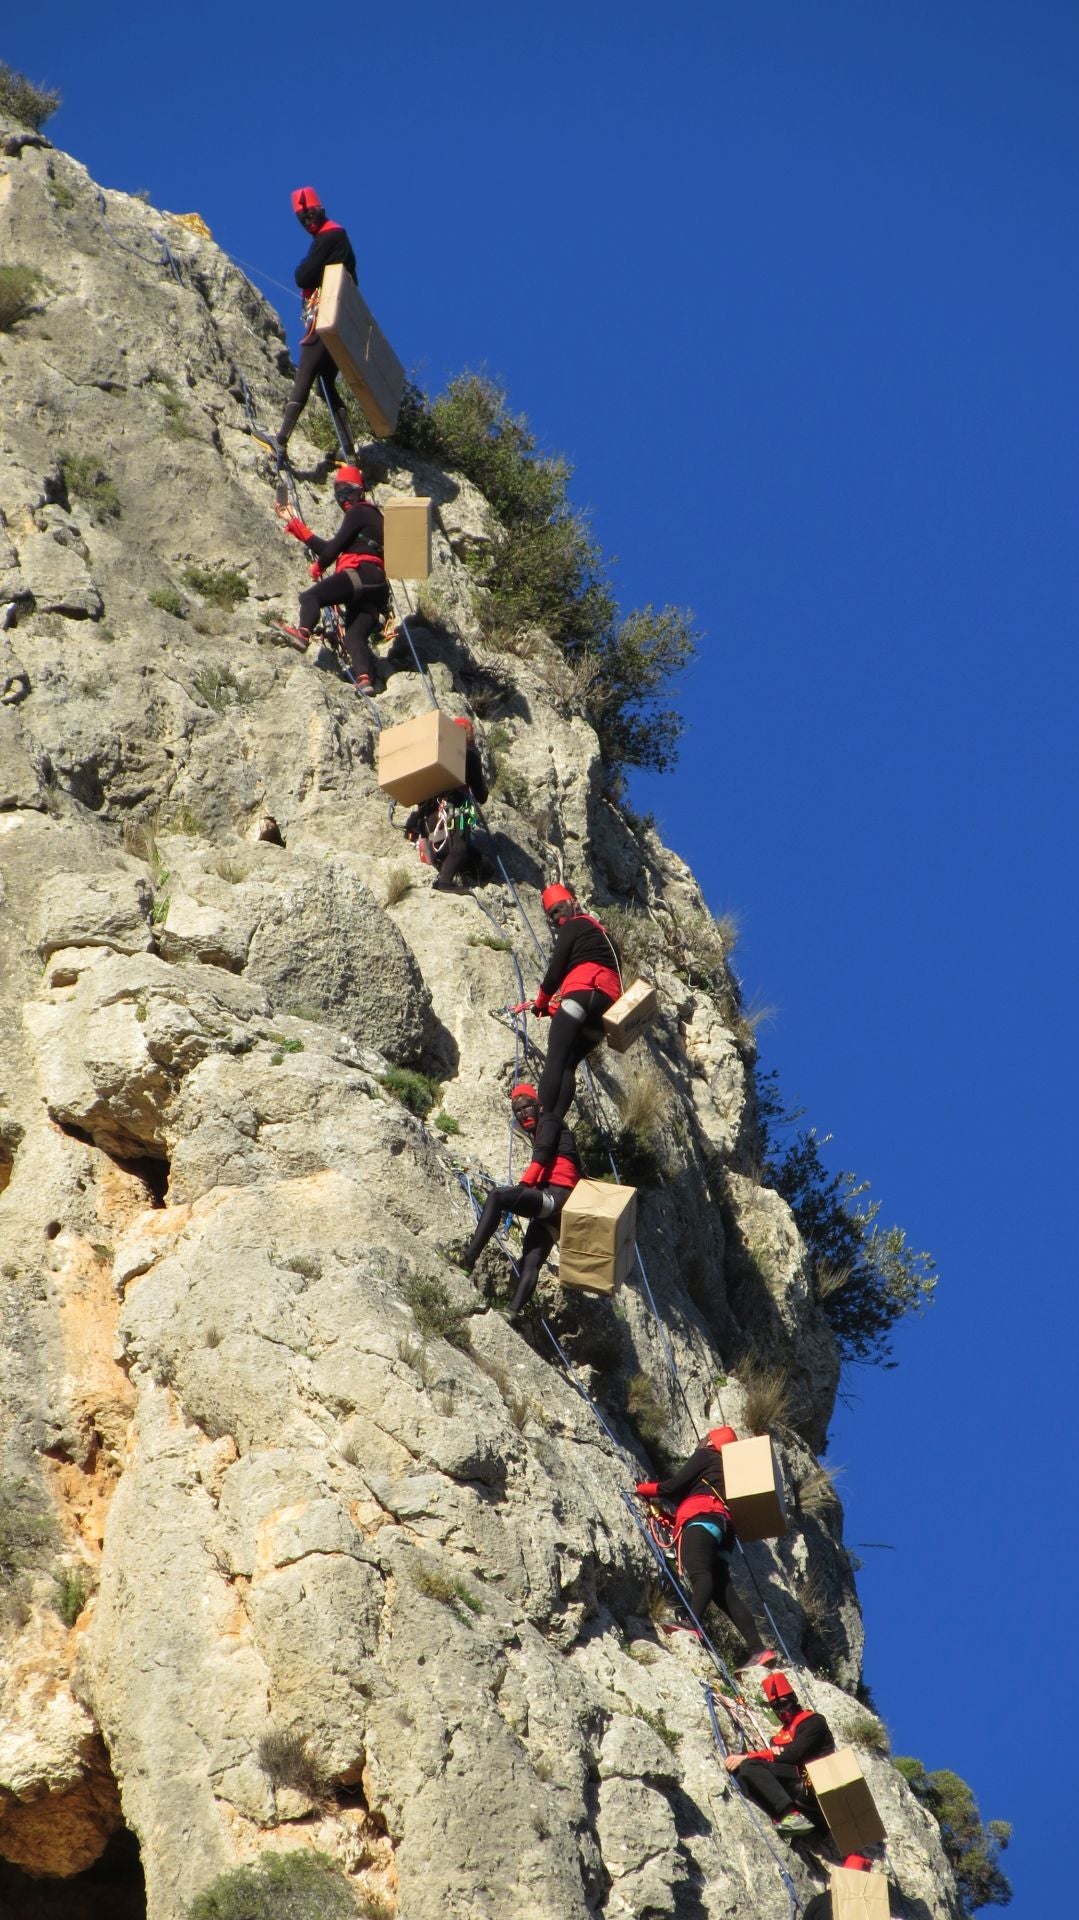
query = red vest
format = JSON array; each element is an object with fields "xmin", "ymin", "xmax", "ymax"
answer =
[{"xmin": 771, "ymin": 1708, "xmax": 816, "ymax": 1753}]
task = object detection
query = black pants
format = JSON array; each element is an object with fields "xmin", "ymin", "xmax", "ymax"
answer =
[
  {"xmin": 464, "ymin": 1181, "xmax": 570, "ymax": 1313},
  {"xmin": 679, "ymin": 1523, "xmax": 764, "ymax": 1655},
  {"xmin": 431, "ymin": 827, "xmax": 474, "ymax": 890},
  {"xmin": 277, "ymin": 337, "xmax": 353, "ymax": 452},
  {"xmin": 736, "ymin": 1759, "xmax": 807, "ymax": 1821},
  {"xmin": 297, "ymin": 573, "xmax": 390, "ymax": 681},
  {"xmin": 533, "ymin": 991, "xmax": 614, "ymax": 1163}
]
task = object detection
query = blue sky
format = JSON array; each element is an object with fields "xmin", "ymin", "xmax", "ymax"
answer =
[{"xmin": 8, "ymin": 6, "xmax": 1078, "ymax": 1912}]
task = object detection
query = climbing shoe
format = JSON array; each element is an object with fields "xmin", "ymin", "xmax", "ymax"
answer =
[
  {"xmin": 272, "ymin": 622, "xmax": 311, "ymax": 652},
  {"xmin": 660, "ymin": 1620, "xmax": 702, "ymax": 1641},
  {"xmin": 355, "ymin": 675, "xmax": 374, "ymax": 695},
  {"xmin": 774, "ymin": 1810, "xmax": 815, "ymax": 1836},
  {"xmin": 736, "ymin": 1649, "xmax": 778, "ymax": 1672}
]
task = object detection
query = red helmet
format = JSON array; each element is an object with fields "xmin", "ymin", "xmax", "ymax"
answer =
[
  {"xmin": 453, "ymin": 716, "xmax": 474, "ymax": 734},
  {"xmin": 291, "ymin": 186, "xmax": 324, "ymax": 217},
  {"xmin": 541, "ymin": 884, "xmax": 575, "ymax": 916},
  {"xmin": 762, "ymin": 1673, "xmax": 796, "ymax": 1705},
  {"xmin": 510, "ymin": 1083, "xmax": 538, "ymax": 1105},
  {"xmin": 843, "ymin": 1857, "xmax": 872, "ymax": 1873},
  {"xmin": 707, "ymin": 1426, "xmax": 737, "ymax": 1449},
  {"xmin": 334, "ymin": 465, "xmax": 365, "ymax": 491}
]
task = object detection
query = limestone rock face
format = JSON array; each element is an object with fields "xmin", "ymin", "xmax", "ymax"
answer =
[{"xmin": 0, "ymin": 115, "xmax": 959, "ymax": 1920}]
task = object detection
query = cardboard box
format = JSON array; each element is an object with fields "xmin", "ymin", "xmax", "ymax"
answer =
[
  {"xmin": 829, "ymin": 1863, "xmax": 890, "ymax": 1920},
  {"xmin": 720, "ymin": 1435, "xmax": 788, "ymax": 1542},
  {"xmin": 805, "ymin": 1749, "xmax": 886, "ymax": 1856},
  {"xmin": 315, "ymin": 263, "xmax": 406, "ymax": 438},
  {"xmin": 557, "ymin": 1180, "xmax": 637, "ymax": 1296},
  {"xmin": 603, "ymin": 978, "xmax": 659, "ymax": 1053},
  {"xmin": 376, "ymin": 710, "xmax": 467, "ymax": 807},
  {"xmin": 383, "ymin": 497, "xmax": 432, "ymax": 581}
]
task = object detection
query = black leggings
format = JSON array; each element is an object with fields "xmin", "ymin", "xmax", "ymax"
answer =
[
  {"xmin": 533, "ymin": 991, "xmax": 613, "ymax": 1163},
  {"xmin": 277, "ymin": 338, "xmax": 354, "ymax": 453},
  {"xmin": 464, "ymin": 1181, "xmax": 570, "ymax": 1313},
  {"xmin": 678, "ymin": 1522, "xmax": 764, "ymax": 1656},
  {"xmin": 297, "ymin": 574, "xmax": 390, "ymax": 680},
  {"xmin": 735, "ymin": 1759, "xmax": 806, "ymax": 1821},
  {"xmin": 432, "ymin": 828, "xmax": 473, "ymax": 891}
]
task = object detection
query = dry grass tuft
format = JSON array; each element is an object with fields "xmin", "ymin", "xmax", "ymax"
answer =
[
  {"xmin": 797, "ymin": 1461, "xmax": 843, "ymax": 1514},
  {"xmin": 615, "ymin": 1061, "xmax": 671, "ymax": 1142},
  {"xmin": 737, "ymin": 1358, "xmax": 793, "ymax": 1435},
  {"xmin": 384, "ymin": 864, "xmax": 414, "ymax": 906}
]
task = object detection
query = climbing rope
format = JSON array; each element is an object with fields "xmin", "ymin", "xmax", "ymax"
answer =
[
  {"xmin": 94, "ymin": 190, "xmax": 182, "ymax": 282},
  {"xmin": 704, "ymin": 1686, "xmax": 804, "ymax": 1919}
]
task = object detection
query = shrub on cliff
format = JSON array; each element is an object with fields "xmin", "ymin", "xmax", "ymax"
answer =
[
  {"xmin": 185, "ymin": 1849, "xmax": 355, "ymax": 1920},
  {"xmin": 895, "ymin": 1758, "xmax": 1012, "ymax": 1913},
  {"xmin": 395, "ymin": 374, "xmax": 697, "ymax": 777},
  {"xmin": 0, "ymin": 265, "xmax": 42, "ymax": 333},
  {"xmin": 758, "ymin": 1074, "xmax": 937, "ymax": 1367},
  {"xmin": 0, "ymin": 62, "xmax": 60, "ymax": 130}
]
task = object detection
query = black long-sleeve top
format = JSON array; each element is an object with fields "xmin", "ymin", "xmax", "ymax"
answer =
[
  {"xmin": 538, "ymin": 912, "xmax": 620, "ymax": 998},
  {"xmin": 303, "ymin": 502, "xmax": 384, "ymax": 570},
  {"xmin": 654, "ymin": 1445, "xmax": 727, "ymax": 1506},
  {"xmin": 764, "ymin": 1710, "xmax": 834, "ymax": 1772},
  {"xmin": 294, "ymin": 222, "xmax": 357, "ymax": 294}
]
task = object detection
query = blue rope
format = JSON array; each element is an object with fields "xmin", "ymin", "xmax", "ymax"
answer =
[{"xmin": 703, "ymin": 1686, "xmax": 803, "ymax": 1917}]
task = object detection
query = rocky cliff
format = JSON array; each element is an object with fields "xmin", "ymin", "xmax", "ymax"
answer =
[{"xmin": 0, "ymin": 119, "xmax": 959, "ymax": 1920}]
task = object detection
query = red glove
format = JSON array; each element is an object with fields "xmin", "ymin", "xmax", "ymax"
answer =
[
  {"xmin": 308, "ymin": 561, "xmax": 322, "ymax": 580},
  {"xmin": 533, "ymin": 988, "xmax": 551, "ymax": 1016},
  {"xmin": 635, "ymin": 1481, "xmax": 659, "ymax": 1499},
  {"xmin": 519, "ymin": 1160, "xmax": 546, "ymax": 1187},
  {"xmin": 284, "ymin": 517, "xmax": 313, "ymax": 542}
]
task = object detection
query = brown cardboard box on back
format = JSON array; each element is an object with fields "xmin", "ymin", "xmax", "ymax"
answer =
[
  {"xmin": 376, "ymin": 711, "xmax": 467, "ymax": 807},
  {"xmin": 829, "ymin": 1863, "xmax": 890, "ymax": 1920},
  {"xmin": 558, "ymin": 1181, "xmax": 637, "ymax": 1295},
  {"xmin": 383, "ymin": 498, "xmax": 432, "ymax": 581},
  {"xmin": 315, "ymin": 264, "xmax": 405, "ymax": 438},
  {"xmin": 721, "ymin": 1435, "xmax": 788, "ymax": 1542},
  {"xmin": 805, "ymin": 1749, "xmax": 887, "ymax": 1855},
  {"xmin": 603, "ymin": 979, "xmax": 659, "ymax": 1053}
]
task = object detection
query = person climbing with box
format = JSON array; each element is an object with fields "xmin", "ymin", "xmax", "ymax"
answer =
[
  {"xmin": 402, "ymin": 717, "xmax": 489, "ymax": 891},
  {"xmin": 516, "ymin": 885, "xmax": 621, "ymax": 1167},
  {"xmin": 803, "ymin": 1857, "xmax": 887, "ymax": 1919},
  {"xmin": 267, "ymin": 186, "xmax": 357, "ymax": 462},
  {"xmin": 635, "ymin": 1426, "xmax": 777, "ymax": 1665},
  {"xmin": 274, "ymin": 466, "xmax": 388, "ymax": 692},
  {"xmin": 457, "ymin": 1084, "xmax": 581, "ymax": 1316},
  {"xmin": 723, "ymin": 1671, "xmax": 835, "ymax": 1836}
]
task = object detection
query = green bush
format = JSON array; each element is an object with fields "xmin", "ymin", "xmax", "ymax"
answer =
[
  {"xmin": 401, "ymin": 1273, "xmax": 471, "ymax": 1350},
  {"xmin": 54, "ymin": 1568, "xmax": 88, "ymax": 1626},
  {"xmin": 758, "ymin": 1074, "xmax": 937, "ymax": 1367},
  {"xmin": 185, "ymin": 1849, "xmax": 356, "ymax": 1920},
  {"xmin": 625, "ymin": 1371, "xmax": 668, "ymax": 1453},
  {"xmin": 193, "ymin": 664, "xmax": 245, "ymax": 710},
  {"xmin": 434, "ymin": 1112, "xmax": 460, "ymax": 1136},
  {"xmin": 150, "ymin": 586, "xmax": 185, "ymax": 617},
  {"xmin": 395, "ymin": 375, "xmax": 697, "ymax": 779},
  {"xmin": 412, "ymin": 1561, "xmax": 483, "ymax": 1614},
  {"xmin": 895, "ymin": 1758, "xmax": 1011, "ymax": 1913},
  {"xmin": 59, "ymin": 453, "xmax": 120, "ymax": 521},
  {"xmin": 156, "ymin": 379, "xmax": 198, "ymax": 442},
  {"xmin": 0, "ymin": 1477, "xmax": 56, "ymax": 1578},
  {"xmin": 182, "ymin": 565, "xmax": 249, "ymax": 611},
  {"xmin": 380, "ymin": 1067, "xmax": 441, "ymax": 1117},
  {"xmin": 0, "ymin": 62, "xmax": 60, "ymax": 130}
]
